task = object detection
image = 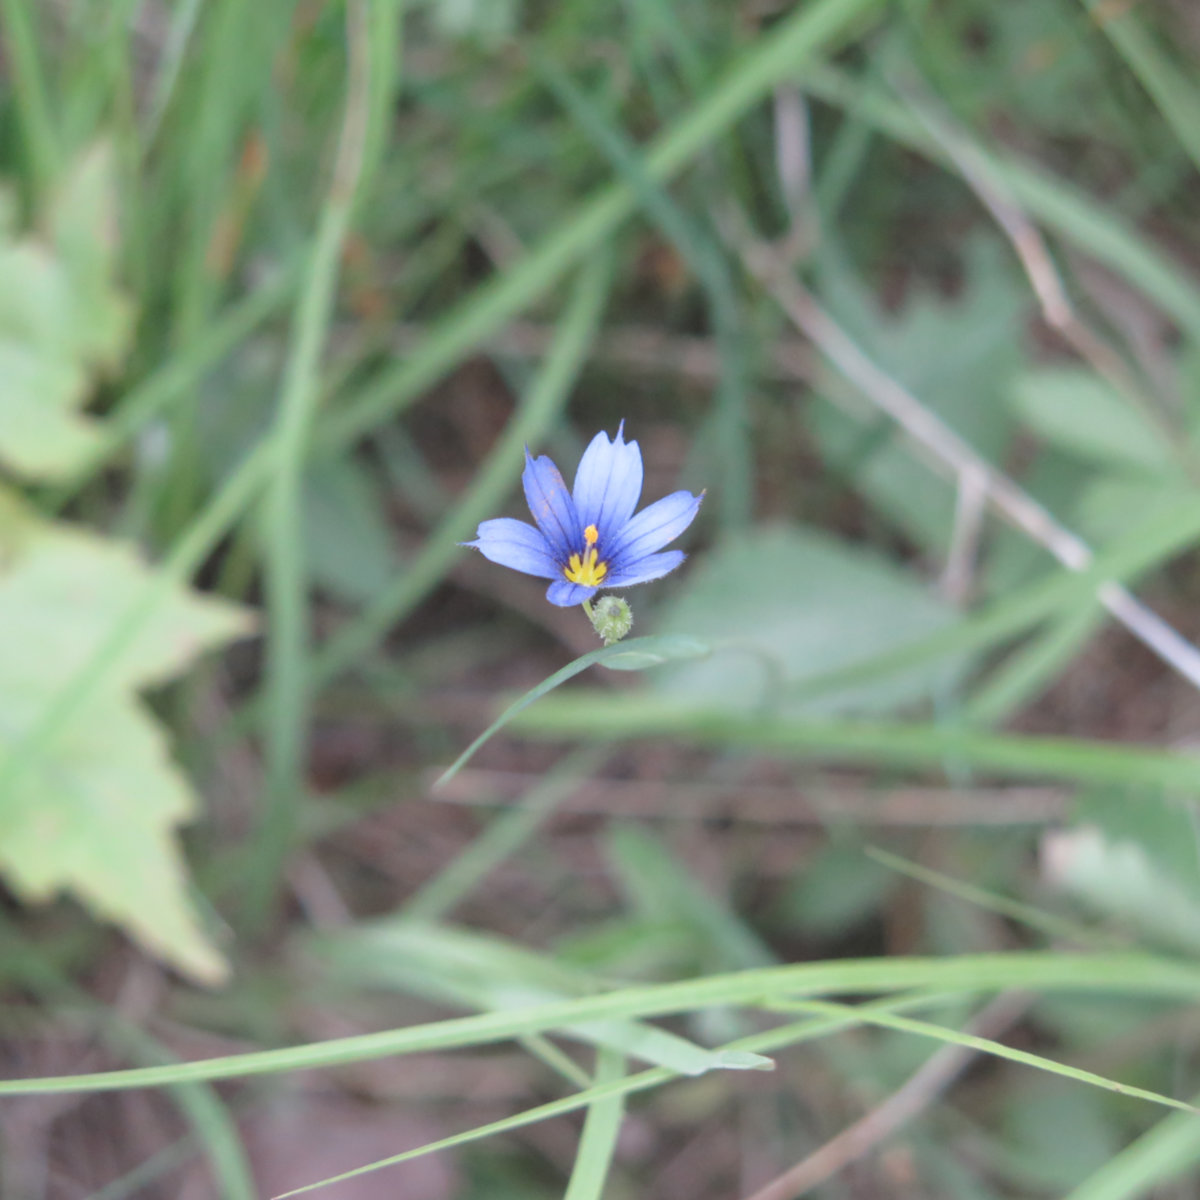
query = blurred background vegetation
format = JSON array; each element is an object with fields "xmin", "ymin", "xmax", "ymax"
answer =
[{"xmin": 6, "ymin": 0, "xmax": 1200, "ymax": 1196}]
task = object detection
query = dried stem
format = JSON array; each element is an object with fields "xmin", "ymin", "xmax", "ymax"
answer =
[
  {"xmin": 725, "ymin": 208, "xmax": 1200, "ymax": 695},
  {"xmin": 741, "ymin": 992, "xmax": 1030, "ymax": 1200}
]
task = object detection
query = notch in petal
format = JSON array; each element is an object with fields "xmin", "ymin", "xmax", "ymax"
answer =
[
  {"xmin": 522, "ymin": 451, "xmax": 581, "ymax": 561},
  {"xmin": 608, "ymin": 489, "xmax": 703, "ymax": 566},
  {"xmin": 605, "ymin": 549, "xmax": 685, "ymax": 588},
  {"xmin": 572, "ymin": 421, "xmax": 643, "ymax": 538},
  {"xmin": 466, "ymin": 518, "xmax": 559, "ymax": 579}
]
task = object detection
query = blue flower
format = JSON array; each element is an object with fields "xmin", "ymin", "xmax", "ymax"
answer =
[{"xmin": 465, "ymin": 422, "xmax": 704, "ymax": 607}]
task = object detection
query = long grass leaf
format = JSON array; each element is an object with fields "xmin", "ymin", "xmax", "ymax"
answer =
[{"xmin": 1, "ymin": 952, "xmax": 1197, "ymax": 1095}]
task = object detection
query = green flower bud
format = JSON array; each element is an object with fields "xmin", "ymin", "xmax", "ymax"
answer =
[{"xmin": 588, "ymin": 595, "xmax": 633, "ymax": 645}]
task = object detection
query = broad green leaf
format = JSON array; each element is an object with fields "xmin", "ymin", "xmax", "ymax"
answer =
[
  {"xmin": 0, "ymin": 144, "xmax": 133, "ymax": 480},
  {"xmin": 1010, "ymin": 368, "xmax": 1175, "ymax": 472},
  {"xmin": 1071, "ymin": 476, "xmax": 1197, "ymax": 545},
  {"xmin": 0, "ymin": 489, "xmax": 252, "ymax": 982},
  {"xmin": 652, "ymin": 525, "xmax": 966, "ymax": 714}
]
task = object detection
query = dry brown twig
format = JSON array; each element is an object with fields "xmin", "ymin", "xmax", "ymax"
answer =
[
  {"xmin": 892, "ymin": 69, "xmax": 1182, "ymax": 449},
  {"xmin": 741, "ymin": 991, "xmax": 1031, "ymax": 1200},
  {"xmin": 432, "ymin": 768, "xmax": 1068, "ymax": 826},
  {"xmin": 723, "ymin": 204, "xmax": 1200, "ymax": 695}
]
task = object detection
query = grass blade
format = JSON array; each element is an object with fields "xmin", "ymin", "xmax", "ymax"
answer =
[
  {"xmin": 434, "ymin": 635, "xmax": 709, "ymax": 789},
  {"xmin": 514, "ymin": 699, "xmax": 1200, "ymax": 791},
  {"xmin": 564, "ymin": 1049, "xmax": 627, "ymax": 1200},
  {"xmin": 252, "ymin": 0, "xmax": 376, "ymax": 926},
  {"xmin": 1, "ymin": 952, "xmax": 1198, "ymax": 1095}
]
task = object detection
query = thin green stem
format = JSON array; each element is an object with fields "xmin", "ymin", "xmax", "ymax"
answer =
[
  {"xmin": 0, "ymin": 0, "xmax": 60, "ymax": 201},
  {"xmin": 249, "ymin": 0, "xmax": 377, "ymax": 930}
]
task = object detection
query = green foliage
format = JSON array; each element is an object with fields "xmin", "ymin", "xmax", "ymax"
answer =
[
  {"xmin": 1009, "ymin": 369, "xmax": 1175, "ymax": 473},
  {"xmin": 0, "ymin": 143, "xmax": 132, "ymax": 478},
  {"xmin": 0, "ymin": 145, "xmax": 250, "ymax": 982},
  {"xmin": 0, "ymin": 486, "xmax": 250, "ymax": 983},
  {"xmin": 653, "ymin": 525, "xmax": 967, "ymax": 713},
  {"xmin": 6, "ymin": 0, "xmax": 1200, "ymax": 1194}
]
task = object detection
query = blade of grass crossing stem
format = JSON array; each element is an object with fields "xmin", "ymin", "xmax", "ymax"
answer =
[
  {"xmin": 776, "ymin": 998, "xmax": 1198, "ymax": 1115},
  {"xmin": 801, "ymin": 65, "xmax": 1200, "ymax": 344},
  {"xmin": 1081, "ymin": 0, "xmax": 1200, "ymax": 177},
  {"xmin": 511, "ymin": 698, "xmax": 1200, "ymax": 790},
  {"xmin": 564, "ymin": 1049, "xmax": 628, "ymax": 1200},
  {"xmin": 268, "ymin": 989, "xmax": 1189, "ymax": 1199},
  {"xmin": 0, "ymin": 0, "xmax": 880, "ymax": 822},
  {"xmin": 1063, "ymin": 1090, "xmax": 1200, "ymax": 1200},
  {"xmin": 253, "ymin": 0, "xmax": 376, "ymax": 929},
  {"xmin": 434, "ymin": 636, "xmax": 709, "ymax": 790},
  {"xmin": 538, "ymin": 58, "xmax": 751, "ymax": 531},
  {"xmin": 318, "ymin": 0, "xmax": 886, "ymax": 453},
  {"xmin": 267, "ymin": 996, "xmax": 955, "ymax": 1198},
  {"xmin": 312, "ymin": 251, "xmax": 613, "ymax": 687},
  {"xmin": 520, "ymin": 1034, "xmax": 595, "ymax": 1090},
  {"xmin": 0, "ymin": 0, "xmax": 60, "ymax": 201},
  {"xmin": 4, "ymin": 953, "xmax": 1200, "ymax": 1095},
  {"xmin": 404, "ymin": 746, "xmax": 610, "ymax": 922}
]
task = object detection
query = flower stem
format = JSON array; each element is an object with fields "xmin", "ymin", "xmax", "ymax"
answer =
[{"xmin": 581, "ymin": 599, "xmax": 594, "ymax": 621}]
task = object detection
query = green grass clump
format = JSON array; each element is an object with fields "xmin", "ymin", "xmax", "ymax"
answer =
[{"xmin": 4, "ymin": 1, "xmax": 1200, "ymax": 1196}]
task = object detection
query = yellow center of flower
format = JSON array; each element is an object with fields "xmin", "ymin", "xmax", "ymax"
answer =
[{"xmin": 564, "ymin": 524, "xmax": 608, "ymax": 586}]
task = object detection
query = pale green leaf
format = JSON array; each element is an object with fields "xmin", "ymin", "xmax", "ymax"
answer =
[
  {"xmin": 0, "ymin": 489, "xmax": 251, "ymax": 693},
  {"xmin": 0, "ymin": 144, "xmax": 133, "ymax": 480},
  {"xmin": 0, "ymin": 695, "xmax": 226, "ymax": 984},
  {"xmin": 652, "ymin": 525, "xmax": 966, "ymax": 714},
  {"xmin": 1010, "ymin": 369, "xmax": 1174, "ymax": 472},
  {"xmin": 0, "ymin": 489, "xmax": 252, "ymax": 982}
]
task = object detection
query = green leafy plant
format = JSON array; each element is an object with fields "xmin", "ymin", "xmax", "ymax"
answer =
[{"xmin": 0, "ymin": 147, "xmax": 251, "ymax": 983}]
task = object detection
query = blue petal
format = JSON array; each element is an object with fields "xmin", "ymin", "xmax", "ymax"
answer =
[
  {"xmin": 572, "ymin": 421, "xmax": 643, "ymax": 540},
  {"xmin": 522, "ymin": 450, "xmax": 581, "ymax": 560},
  {"xmin": 608, "ymin": 490, "xmax": 703, "ymax": 565},
  {"xmin": 546, "ymin": 579, "xmax": 597, "ymax": 606},
  {"xmin": 465, "ymin": 518, "xmax": 559, "ymax": 579},
  {"xmin": 605, "ymin": 549, "xmax": 685, "ymax": 588}
]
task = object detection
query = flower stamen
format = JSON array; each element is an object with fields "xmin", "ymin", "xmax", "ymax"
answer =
[
  {"xmin": 584, "ymin": 524, "xmax": 599, "ymax": 546},
  {"xmin": 564, "ymin": 546, "xmax": 608, "ymax": 587}
]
